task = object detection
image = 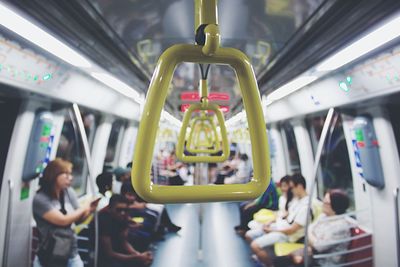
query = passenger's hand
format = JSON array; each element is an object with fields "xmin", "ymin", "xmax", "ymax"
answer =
[
  {"xmin": 293, "ymin": 255, "xmax": 304, "ymax": 264},
  {"xmin": 262, "ymin": 224, "xmax": 272, "ymax": 233},
  {"xmin": 264, "ymin": 221, "xmax": 273, "ymax": 227},
  {"xmin": 90, "ymin": 197, "xmax": 101, "ymax": 211},
  {"xmin": 140, "ymin": 251, "xmax": 153, "ymax": 265},
  {"xmin": 81, "ymin": 202, "xmax": 92, "ymax": 218}
]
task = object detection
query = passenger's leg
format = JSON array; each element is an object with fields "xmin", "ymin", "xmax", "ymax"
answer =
[
  {"xmin": 240, "ymin": 205, "xmax": 260, "ymax": 229},
  {"xmin": 250, "ymin": 232, "xmax": 288, "ymax": 266},
  {"xmin": 244, "ymin": 228, "xmax": 264, "ymax": 243},
  {"xmin": 160, "ymin": 209, "xmax": 181, "ymax": 232},
  {"xmin": 32, "ymin": 256, "xmax": 43, "ymax": 267}
]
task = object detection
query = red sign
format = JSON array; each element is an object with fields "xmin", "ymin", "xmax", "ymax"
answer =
[{"xmin": 180, "ymin": 92, "xmax": 230, "ymax": 101}]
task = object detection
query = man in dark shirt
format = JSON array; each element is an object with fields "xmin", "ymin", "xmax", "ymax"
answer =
[{"xmin": 97, "ymin": 194, "xmax": 153, "ymax": 267}]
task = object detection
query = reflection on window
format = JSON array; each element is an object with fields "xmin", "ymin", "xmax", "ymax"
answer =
[
  {"xmin": 56, "ymin": 109, "xmax": 99, "ymax": 196},
  {"xmin": 307, "ymin": 113, "xmax": 354, "ymax": 206},
  {"xmin": 281, "ymin": 122, "xmax": 301, "ymax": 174},
  {"xmin": 104, "ymin": 120, "xmax": 126, "ymax": 171}
]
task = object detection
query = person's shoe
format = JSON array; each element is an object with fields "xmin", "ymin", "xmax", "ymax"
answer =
[
  {"xmin": 167, "ymin": 224, "xmax": 182, "ymax": 232},
  {"xmin": 234, "ymin": 225, "xmax": 242, "ymax": 230},
  {"xmin": 236, "ymin": 229, "xmax": 246, "ymax": 237},
  {"xmin": 251, "ymin": 254, "xmax": 265, "ymax": 267}
]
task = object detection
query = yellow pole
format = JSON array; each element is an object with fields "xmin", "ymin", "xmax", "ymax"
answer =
[{"xmin": 195, "ymin": 0, "xmax": 218, "ymax": 31}]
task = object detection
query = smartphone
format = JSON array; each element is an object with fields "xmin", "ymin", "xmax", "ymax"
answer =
[{"xmin": 90, "ymin": 197, "xmax": 102, "ymax": 206}]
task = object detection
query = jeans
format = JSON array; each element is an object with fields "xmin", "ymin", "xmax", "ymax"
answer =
[{"xmin": 33, "ymin": 254, "xmax": 84, "ymax": 267}]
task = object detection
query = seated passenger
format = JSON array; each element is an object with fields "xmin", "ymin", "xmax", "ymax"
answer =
[
  {"xmin": 96, "ymin": 172, "xmax": 114, "ymax": 210},
  {"xmin": 96, "ymin": 194, "xmax": 153, "ymax": 267},
  {"xmin": 234, "ymin": 179, "xmax": 279, "ymax": 234},
  {"xmin": 120, "ymin": 182, "xmax": 158, "ymax": 250},
  {"xmin": 247, "ymin": 175, "xmax": 293, "ymax": 231},
  {"xmin": 276, "ymin": 175, "xmax": 294, "ymax": 219},
  {"xmin": 224, "ymin": 153, "xmax": 251, "ymax": 184},
  {"xmin": 113, "ymin": 167, "xmax": 131, "ymax": 194},
  {"xmin": 214, "ymin": 152, "xmax": 239, "ymax": 184},
  {"xmin": 121, "ymin": 182, "xmax": 182, "ymax": 233},
  {"xmin": 245, "ymin": 174, "xmax": 309, "ymax": 265},
  {"xmin": 273, "ymin": 189, "xmax": 351, "ymax": 267}
]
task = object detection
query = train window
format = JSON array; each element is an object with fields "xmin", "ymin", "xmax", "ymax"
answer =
[
  {"xmin": 307, "ymin": 113, "xmax": 354, "ymax": 204},
  {"xmin": 387, "ymin": 104, "xmax": 400, "ymax": 160},
  {"xmin": 56, "ymin": 109, "xmax": 99, "ymax": 195},
  {"xmin": 280, "ymin": 122, "xmax": 301, "ymax": 174},
  {"xmin": 104, "ymin": 120, "xmax": 126, "ymax": 171}
]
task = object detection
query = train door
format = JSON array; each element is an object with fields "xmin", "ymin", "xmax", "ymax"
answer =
[
  {"xmin": 0, "ymin": 95, "xmax": 21, "ymax": 264},
  {"xmin": 0, "ymin": 96, "xmax": 20, "ymax": 198},
  {"xmin": 0, "ymin": 99, "xmax": 55, "ymax": 267},
  {"xmin": 341, "ymin": 102, "xmax": 400, "ymax": 267},
  {"xmin": 306, "ymin": 112, "xmax": 355, "ymax": 205}
]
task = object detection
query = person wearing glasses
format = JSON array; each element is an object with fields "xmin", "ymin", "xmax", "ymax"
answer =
[
  {"xmin": 33, "ymin": 158, "xmax": 98, "ymax": 267},
  {"xmin": 96, "ymin": 194, "xmax": 153, "ymax": 267},
  {"xmin": 273, "ymin": 189, "xmax": 351, "ymax": 267}
]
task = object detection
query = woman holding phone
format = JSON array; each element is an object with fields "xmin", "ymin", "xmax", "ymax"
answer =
[{"xmin": 32, "ymin": 158, "xmax": 98, "ymax": 267}]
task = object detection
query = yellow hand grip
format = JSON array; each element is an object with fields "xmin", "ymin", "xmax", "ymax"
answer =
[
  {"xmin": 131, "ymin": 44, "xmax": 270, "ymax": 203},
  {"xmin": 186, "ymin": 115, "xmax": 221, "ymax": 154},
  {"xmin": 178, "ymin": 103, "xmax": 228, "ymax": 160}
]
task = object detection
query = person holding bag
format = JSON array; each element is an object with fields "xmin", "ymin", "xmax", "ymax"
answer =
[{"xmin": 33, "ymin": 158, "xmax": 98, "ymax": 267}]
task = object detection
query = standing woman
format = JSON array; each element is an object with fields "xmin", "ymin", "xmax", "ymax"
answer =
[{"xmin": 33, "ymin": 159, "xmax": 97, "ymax": 267}]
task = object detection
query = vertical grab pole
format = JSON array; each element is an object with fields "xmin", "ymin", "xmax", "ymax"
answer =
[
  {"xmin": 71, "ymin": 104, "xmax": 98, "ymax": 267},
  {"xmin": 200, "ymin": 79, "xmax": 208, "ymax": 103},
  {"xmin": 195, "ymin": 0, "xmax": 218, "ymax": 31},
  {"xmin": 2, "ymin": 180, "xmax": 13, "ymax": 267},
  {"xmin": 303, "ymin": 108, "xmax": 335, "ymax": 267},
  {"xmin": 394, "ymin": 187, "xmax": 400, "ymax": 267}
]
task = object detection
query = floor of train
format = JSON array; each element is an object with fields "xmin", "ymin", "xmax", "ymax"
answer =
[{"xmin": 151, "ymin": 202, "xmax": 258, "ymax": 267}]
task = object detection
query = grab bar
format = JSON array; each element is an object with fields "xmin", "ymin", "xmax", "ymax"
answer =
[
  {"xmin": 71, "ymin": 104, "xmax": 99, "ymax": 267},
  {"xmin": 304, "ymin": 108, "xmax": 335, "ymax": 267},
  {"xmin": 2, "ymin": 180, "xmax": 13, "ymax": 267},
  {"xmin": 394, "ymin": 187, "xmax": 400, "ymax": 267}
]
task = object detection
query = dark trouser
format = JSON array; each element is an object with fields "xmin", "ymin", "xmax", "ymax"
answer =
[{"xmin": 239, "ymin": 204, "xmax": 262, "ymax": 229}]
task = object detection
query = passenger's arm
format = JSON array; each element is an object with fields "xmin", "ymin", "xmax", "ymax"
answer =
[
  {"xmin": 100, "ymin": 236, "xmax": 143, "ymax": 261},
  {"xmin": 129, "ymin": 201, "xmax": 146, "ymax": 209},
  {"xmin": 276, "ymin": 223, "xmax": 302, "ymax": 235},
  {"xmin": 42, "ymin": 204, "xmax": 91, "ymax": 227},
  {"xmin": 122, "ymin": 239, "xmax": 140, "ymax": 255},
  {"xmin": 244, "ymin": 201, "xmax": 257, "ymax": 210}
]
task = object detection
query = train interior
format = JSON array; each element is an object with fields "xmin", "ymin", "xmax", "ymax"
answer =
[{"xmin": 0, "ymin": 0, "xmax": 400, "ymax": 266}]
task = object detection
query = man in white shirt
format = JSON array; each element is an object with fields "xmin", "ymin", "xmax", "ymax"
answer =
[{"xmin": 246, "ymin": 174, "xmax": 309, "ymax": 266}]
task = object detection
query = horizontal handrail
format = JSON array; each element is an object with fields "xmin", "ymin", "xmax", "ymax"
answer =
[
  {"xmin": 330, "ymin": 256, "xmax": 373, "ymax": 267},
  {"xmin": 76, "ymin": 236, "xmax": 90, "ymax": 241},
  {"xmin": 309, "ymin": 232, "xmax": 371, "ymax": 248},
  {"xmin": 313, "ymin": 244, "xmax": 372, "ymax": 259}
]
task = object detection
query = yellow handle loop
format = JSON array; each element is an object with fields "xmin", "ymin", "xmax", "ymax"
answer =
[
  {"xmin": 185, "ymin": 114, "xmax": 221, "ymax": 154},
  {"xmin": 131, "ymin": 44, "xmax": 270, "ymax": 203}
]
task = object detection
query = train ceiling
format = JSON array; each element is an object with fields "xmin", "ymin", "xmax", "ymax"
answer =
[{"xmin": 5, "ymin": 0, "xmax": 400, "ymax": 120}]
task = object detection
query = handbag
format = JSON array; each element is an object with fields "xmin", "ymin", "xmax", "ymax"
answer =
[{"xmin": 37, "ymin": 192, "xmax": 75, "ymax": 267}]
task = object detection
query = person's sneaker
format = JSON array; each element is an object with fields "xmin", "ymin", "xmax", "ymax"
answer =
[
  {"xmin": 167, "ymin": 224, "xmax": 182, "ymax": 232},
  {"xmin": 236, "ymin": 229, "xmax": 246, "ymax": 237},
  {"xmin": 251, "ymin": 254, "xmax": 265, "ymax": 267},
  {"xmin": 234, "ymin": 225, "xmax": 242, "ymax": 230}
]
